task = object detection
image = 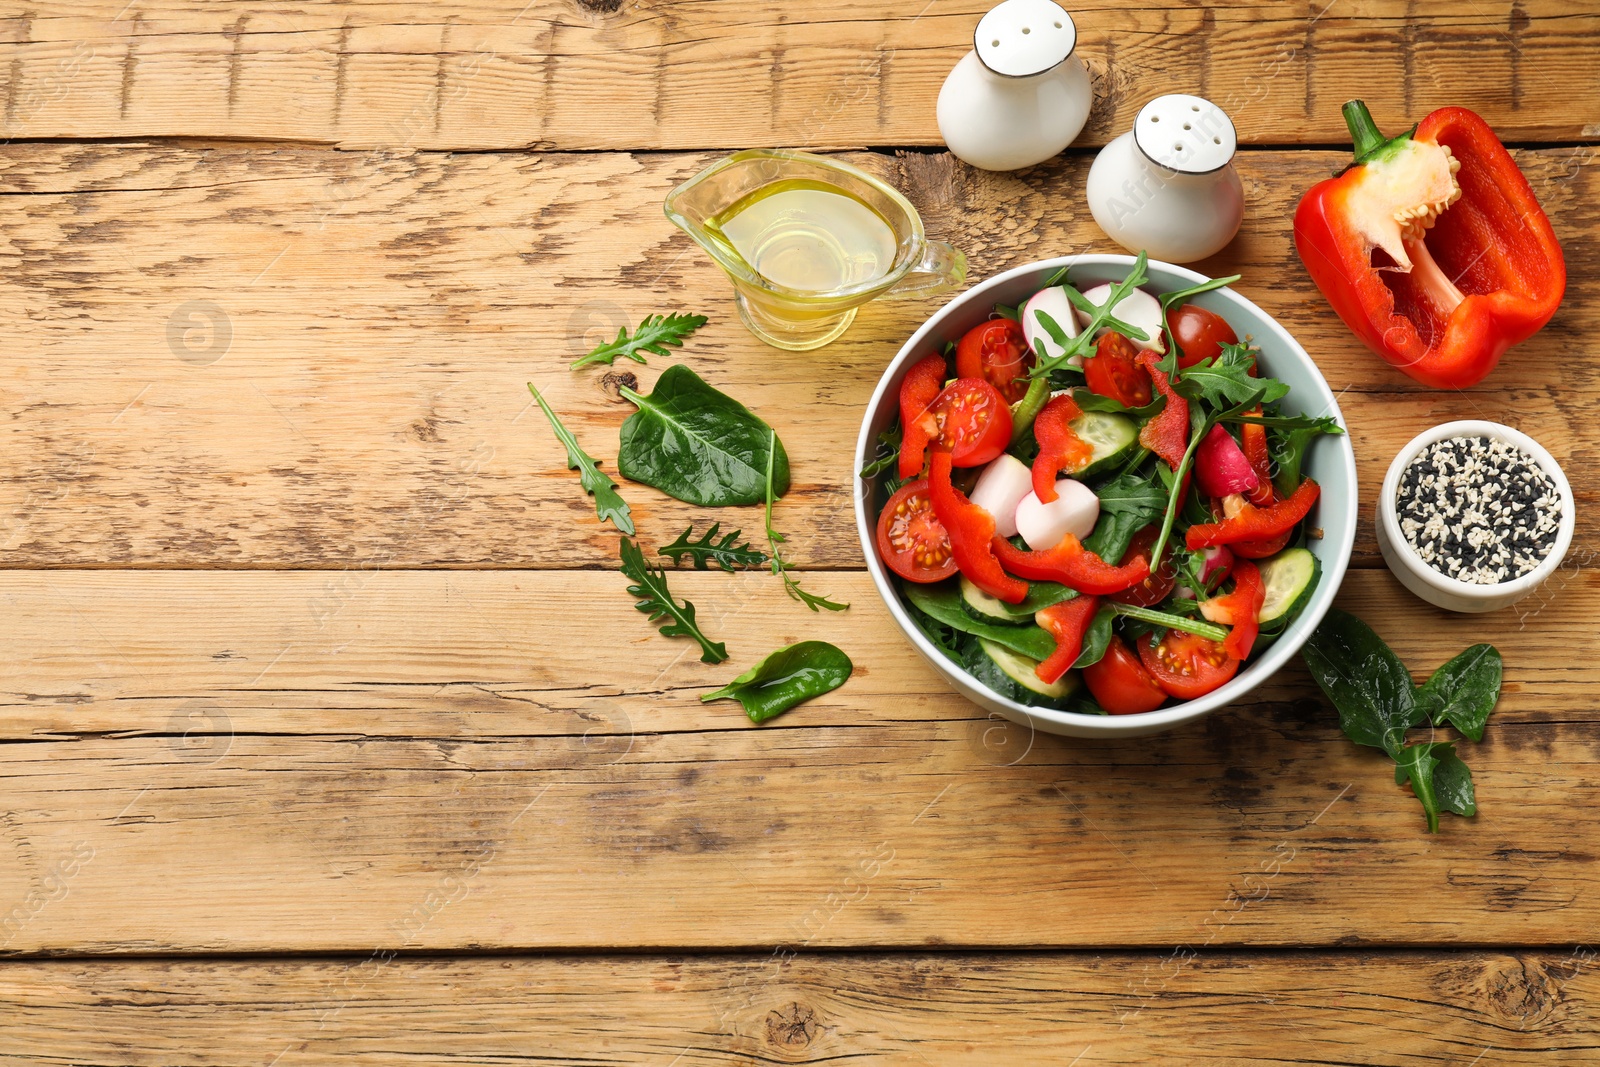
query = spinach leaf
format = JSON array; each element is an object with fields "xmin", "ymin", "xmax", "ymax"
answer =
[
  {"xmin": 618, "ymin": 365, "xmax": 789, "ymax": 506},
  {"xmin": 659, "ymin": 523, "xmax": 769, "ymax": 572},
  {"xmin": 702, "ymin": 641, "xmax": 853, "ymax": 724},
  {"xmin": 1172, "ymin": 342, "xmax": 1290, "ymax": 409},
  {"xmin": 1301, "ymin": 608, "xmax": 1419, "ymax": 757},
  {"xmin": 905, "ymin": 600, "xmax": 966, "ymax": 664},
  {"xmin": 1071, "ymin": 388, "xmax": 1168, "ymax": 420},
  {"xmin": 1415, "ymin": 644, "xmax": 1502, "ymax": 742},
  {"xmin": 1072, "ymin": 605, "xmax": 1117, "ymax": 669},
  {"xmin": 1393, "ymin": 742, "xmax": 1475, "ymax": 833},
  {"xmin": 618, "ymin": 537, "xmax": 728, "ymax": 664},
  {"xmin": 901, "ymin": 581, "xmax": 1056, "ymax": 660},
  {"xmin": 528, "ymin": 384, "xmax": 634, "ymax": 535},
  {"xmin": 1432, "ymin": 744, "xmax": 1477, "ymax": 818},
  {"xmin": 1393, "ymin": 742, "xmax": 1444, "ymax": 833},
  {"xmin": 1083, "ymin": 469, "xmax": 1168, "ymax": 563}
]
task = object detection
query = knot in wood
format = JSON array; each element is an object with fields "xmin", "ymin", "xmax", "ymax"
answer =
[{"xmin": 765, "ymin": 1001, "xmax": 819, "ymax": 1048}]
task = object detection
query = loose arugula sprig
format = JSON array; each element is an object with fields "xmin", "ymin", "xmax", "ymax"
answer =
[
  {"xmin": 570, "ymin": 312, "xmax": 708, "ymax": 370},
  {"xmin": 528, "ymin": 383, "xmax": 634, "ymax": 535},
  {"xmin": 618, "ymin": 536, "xmax": 728, "ymax": 664},
  {"xmin": 1302, "ymin": 609, "xmax": 1502, "ymax": 832},
  {"xmin": 763, "ymin": 428, "xmax": 848, "ymax": 613},
  {"xmin": 659, "ymin": 523, "xmax": 769, "ymax": 572}
]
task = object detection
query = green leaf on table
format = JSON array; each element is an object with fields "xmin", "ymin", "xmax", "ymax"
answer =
[
  {"xmin": 1172, "ymin": 342, "xmax": 1290, "ymax": 409},
  {"xmin": 763, "ymin": 428, "xmax": 848, "ymax": 612},
  {"xmin": 1393, "ymin": 742, "xmax": 1444, "ymax": 833},
  {"xmin": 1394, "ymin": 741, "xmax": 1476, "ymax": 832},
  {"xmin": 618, "ymin": 536, "xmax": 728, "ymax": 664},
  {"xmin": 527, "ymin": 383, "xmax": 634, "ymax": 535},
  {"xmin": 618, "ymin": 364, "xmax": 789, "ymax": 507},
  {"xmin": 1415, "ymin": 643, "xmax": 1502, "ymax": 742},
  {"xmin": 1432, "ymin": 745, "xmax": 1477, "ymax": 819},
  {"xmin": 1301, "ymin": 608, "xmax": 1419, "ymax": 758},
  {"xmin": 702, "ymin": 641, "xmax": 854, "ymax": 724},
  {"xmin": 658, "ymin": 522, "xmax": 769, "ymax": 572},
  {"xmin": 570, "ymin": 312, "xmax": 707, "ymax": 369}
]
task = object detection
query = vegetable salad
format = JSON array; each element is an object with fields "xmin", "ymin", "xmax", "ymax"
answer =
[{"xmin": 865, "ymin": 254, "xmax": 1344, "ymax": 715}]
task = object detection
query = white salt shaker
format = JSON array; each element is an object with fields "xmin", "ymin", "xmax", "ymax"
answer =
[
  {"xmin": 936, "ymin": 0, "xmax": 1094, "ymax": 172},
  {"xmin": 1086, "ymin": 94, "xmax": 1244, "ymax": 263}
]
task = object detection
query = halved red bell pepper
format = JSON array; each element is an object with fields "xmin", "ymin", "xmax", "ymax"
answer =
[
  {"xmin": 1031, "ymin": 394, "xmax": 1093, "ymax": 503},
  {"xmin": 1136, "ymin": 351, "xmax": 1188, "ymax": 470},
  {"xmin": 1293, "ymin": 100, "xmax": 1565, "ymax": 389},
  {"xmin": 991, "ymin": 532, "xmax": 1150, "ymax": 596},
  {"xmin": 927, "ymin": 450, "xmax": 1028, "ymax": 604},
  {"xmin": 1035, "ymin": 595, "xmax": 1099, "ymax": 684},
  {"xmin": 1199, "ymin": 560, "xmax": 1265, "ymax": 661},
  {"xmin": 897, "ymin": 354, "xmax": 947, "ymax": 480},
  {"xmin": 1186, "ymin": 479, "xmax": 1320, "ymax": 551}
]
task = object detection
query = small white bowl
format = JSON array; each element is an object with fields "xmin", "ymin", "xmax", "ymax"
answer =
[{"xmin": 1377, "ymin": 420, "xmax": 1575, "ymax": 613}]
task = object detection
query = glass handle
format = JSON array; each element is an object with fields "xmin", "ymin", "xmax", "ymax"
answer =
[{"xmin": 884, "ymin": 240, "xmax": 967, "ymax": 300}]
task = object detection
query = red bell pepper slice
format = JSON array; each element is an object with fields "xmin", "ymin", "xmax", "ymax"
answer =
[
  {"xmin": 1293, "ymin": 100, "xmax": 1565, "ymax": 389},
  {"xmin": 897, "ymin": 354, "xmax": 947, "ymax": 480},
  {"xmin": 1186, "ymin": 479, "xmax": 1320, "ymax": 551},
  {"xmin": 927, "ymin": 450, "xmax": 1028, "ymax": 604},
  {"xmin": 990, "ymin": 532, "xmax": 1150, "ymax": 596},
  {"xmin": 1199, "ymin": 560, "xmax": 1265, "ymax": 661},
  {"xmin": 1035, "ymin": 595, "xmax": 1099, "ymax": 684},
  {"xmin": 1136, "ymin": 350, "xmax": 1189, "ymax": 470},
  {"xmin": 1030, "ymin": 394, "xmax": 1094, "ymax": 503},
  {"xmin": 1238, "ymin": 410, "xmax": 1276, "ymax": 507}
]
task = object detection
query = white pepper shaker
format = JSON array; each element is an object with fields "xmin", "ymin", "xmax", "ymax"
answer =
[
  {"xmin": 1086, "ymin": 94, "xmax": 1244, "ymax": 263},
  {"xmin": 936, "ymin": 0, "xmax": 1094, "ymax": 172}
]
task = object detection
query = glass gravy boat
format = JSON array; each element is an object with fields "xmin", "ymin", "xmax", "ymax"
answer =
[{"xmin": 665, "ymin": 150, "xmax": 967, "ymax": 351}]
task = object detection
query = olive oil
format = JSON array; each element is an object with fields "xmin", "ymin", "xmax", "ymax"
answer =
[{"xmin": 705, "ymin": 179, "xmax": 899, "ymax": 293}]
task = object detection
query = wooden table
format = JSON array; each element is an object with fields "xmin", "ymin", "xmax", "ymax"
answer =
[{"xmin": 0, "ymin": 2, "xmax": 1596, "ymax": 1062}]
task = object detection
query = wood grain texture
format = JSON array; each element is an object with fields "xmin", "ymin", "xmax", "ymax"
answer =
[
  {"xmin": 0, "ymin": 951, "xmax": 1595, "ymax": 1064},
  {"xmin": 1, "ymin": 144, "xmax": 1594, "ymax": 569},
  {"xmin": 0, "ymin": 567, "xmax": 1592, "ymax": 953},
  {"xmin": 1, "ymin": 1, "xmax": 1597, "ymax": 149}
]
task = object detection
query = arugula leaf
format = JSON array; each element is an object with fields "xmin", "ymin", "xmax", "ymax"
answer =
[
  {"xmin": 1028, "ymin": 252, "xmax": 1151, "ymax": 377},
  {"xmin": 858, "ymin": 424, "xmax": 902, "ymax": 480},
  {"xmin": 1108, "ymin": 602, "xmax": 1229, "ymax": 643},
  {"xmin": 659, "ymin": 523, "xmax": 769, "ymax": 572},
  {"xmin": 570, "ymin": 312, "xmax": 707, "ymax": 370},
  {"xmin": 618, "ymin": 365, "xmax": 789, "ymax": 507},
  {"xmin": 1072, "ymin": 605, "xmax": 1117, "ymax": 669},
  {"xmin": 1415, "ymin": 644, "xmax": 1502, "ymax": 742},
  {"xmin": 763, "ymin": 428, "xmax": 848, "ymax": 612},
  {"xmin": 992, "ymin": 302, "xmax": 1020, "ymax": 322},
  {"xmin": 1302, "ymin": 609, "xmax": 1419, "ymax": 757},
  {"xmin": 1082, "ymin": 468, "xmax": 1168, "ymax": 563},
  {"xmin": 1172, "ymin": 343, "xmax": 1291, "ymax": 409},
  {"xmin": 527, "ymin": 384, "xmax": 634, "ymax": 535},
  {"xmin": 702, "ymin": 641, "xmax": 853, "ymax": 724},
  {"xmin": 1155, "ymin": 274, "xmax": 1241, "ymax": 376},
  {"xmin": 618, "ymin": 537, "xmax": 728, "ymax": 664},
  {"xmin": 1269, "ymin": 423, "xmax": 1337, "ymax": 499}
]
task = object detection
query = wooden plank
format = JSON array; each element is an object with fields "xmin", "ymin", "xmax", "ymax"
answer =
[
  {"xmin": 0, "ymin": 950, "xmax": 1595, "ymax": 1064},
  {"xmin": 1, "ymin": 2, "xmax": 1596, "ymax": 149},
  {"xmin": 1, "ymin": 144, "xmax": 1594, "ymax": 569},
  {"xmin": 0, "ymin": 567, "xmax": 1593, "ymax": 953}
]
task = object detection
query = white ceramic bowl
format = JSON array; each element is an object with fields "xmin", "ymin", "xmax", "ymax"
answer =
[
  {"xmin": 853, "ymin": 254, "xmax": 1359, "ymax": 739},
  {"xmin": 1376, "ymin": 420, "xmax": 1575, "ymax": 613}
]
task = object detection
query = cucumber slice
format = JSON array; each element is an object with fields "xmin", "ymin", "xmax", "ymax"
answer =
[
  {"xmin": 962, "ymin": 575, "xmax": 1077, "ymax": 623},
  {"xmin": 961, "ymin": 575, "xmax": 1026, "ymax": 625},
  {"xmin": 1257, "ymin": 547, "xmax": 1320, "ymax": 628},
  {"xmin": 966, "ymin": 637, "xmax": 1079, "ymax": 707},
  {"xmin": 1071, "ymin": 410, "xmax": 1138, "ymax": 477}
]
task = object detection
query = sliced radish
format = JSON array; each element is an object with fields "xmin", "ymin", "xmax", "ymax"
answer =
[
  {"xmin": 1194, "ymin": 424, "xmax": 1260, "ymax": 498},
  {"xmin": 1022, "ymin": 286, "xmax": 1082, "ymax": 367},
  {"xmin": 1015, "ymin": 478, "xmax": 1100, "ymax": 551},
  {"xmin": 968, "ymin": 454, "xmax": 1033, "ymax": 539},
  {"xmin": 1078, "ymin": 282, "xmax": 1165, "ymax": 353},
  {"xmin": 1199, "ymin": 544, "xmax": 1235, "ymax": 588}
]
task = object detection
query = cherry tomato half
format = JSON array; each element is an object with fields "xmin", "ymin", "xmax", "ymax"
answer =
[
  {"xmin": 876, "ymin": 479, "xmax": 957, "ymax": 583},
  {"xmin": 1110, "ymin": 525, "xmax": 1178, "ymax": 607},
  {"xmin": 1083, "ymin": 635, "xmax": 1168, "ymax": 714},
  {"xmin": 1137, "ymin": 629, "xmax": 1240, "ymax": 700},
  {"xmin": 931, "ymin": 377, "xmax": 1012, "ymax": 468},
  {"xmin": 1170, "ymin": 305, "xmax": 1240, "ymax": 369},
  {"xmin": 1083, "ymin": 332, "xmax": 1153, "ymax": 408},
  {"xmin": 956, "ymin": 318, "xmax": 1033, "ymax": 404}
]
